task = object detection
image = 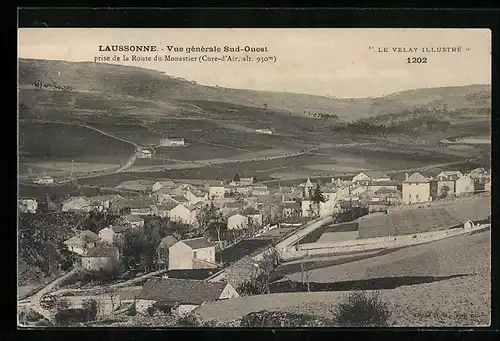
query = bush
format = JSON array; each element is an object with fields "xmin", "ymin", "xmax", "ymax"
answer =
[
  {"xmin": 81, "ymin": 299, "xmax": 98, "ymax": 322},
  {"xmin": 331, "ymin": 291, "xmax": 391, "ymax": 327},
  {"xmin": 176, "ymin": 314, "xmax": 200, "ymax": 327}
]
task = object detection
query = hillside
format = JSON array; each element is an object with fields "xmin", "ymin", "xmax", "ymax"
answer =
[{"xmin": 18, "ymin": 58, "xmax": 491, "ymax": 122}]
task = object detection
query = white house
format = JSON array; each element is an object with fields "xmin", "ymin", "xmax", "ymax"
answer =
[
  {"xmin": 168, "ymin": 237, "xmax": 217, "ymax": 270},
  {"xmin": 227, "ymin": 213, "xmax": 250, "ymax": 230},
  {"xmin": 63, "ymin": 230, "xmax": 100, "ymax": 256},
  {"xmin": 455, "ymin": 175, "xmax": 475, "ymax": 196},
  {"xmin": 352, "ymin": 171, "xmax": 391, "ymax": 184},
  {"xmin": 61, "ymin": 197, "xmax": 93, "ymax": 213},
  {"xmin": 138, "ymin": 149, "xmax": 152, "ymax": 159},
  {"xmin": 402, "ymin": 172, "xmax": 431, "ymax": 204},
  {"xmin": 159, "ymin": 137, "xmax": 185, "ymax": 147},
  {"xmin": 135, "ymin": 278, "xmax": 239, "ymax": 317},
  {"xmin": 123, "ymin": 215, "xmax": 145, "ymax": 228},
  {"xmin": 436, "ymin": 171, "xmax": 462, "ymax": 197},
  {"xmin": 35, "ymin": 176, "xmax": 54, "ymax": 185},
  {"xmin": 209, "ymin": 186, "xmax": 226, "ymax": 199},
  {"xmin": 169, "ymin": 203, "xmax": 198, "ymax": 226},
  {"xmin": 18, "ymin": 198, "xmax": 38, "ymax": 213},
  {"xmin": 152, "ymin": 180, "xmax": 176, "ymax": 193},
  {"xmin": 301, "ymin": 199, "xmax": 315, "ymax": 217}
]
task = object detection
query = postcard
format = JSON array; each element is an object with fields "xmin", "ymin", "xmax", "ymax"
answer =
[{"xmin": 17, "ymin": 28, "xmax": 491, "ymax": 328}]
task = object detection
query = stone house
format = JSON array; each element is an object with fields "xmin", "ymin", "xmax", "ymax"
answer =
[
  {"xmin": 81, "ymin": 247, "xmax": 120, "ymax": 273},
  {"xmin": 63, "ymin": 230, "xmax": 100, "ymax": 255},
  {"xmin": 168, "ymin": 237, "xmax": 217, "ymax": 270},
  {"xmin": 135, "ymin": 278, "xmax": 239, "ymax": 317},
  {"xmin": 455, "ymin": 175, "xmax": 476, "ymax": 196},
  {"xmin": 402, "ymin": 172, "xmax": 432, "ymax": 204}
]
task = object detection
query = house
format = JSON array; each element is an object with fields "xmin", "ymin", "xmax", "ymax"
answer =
[
  {"xmin": 35, "ymin": 176, "xmax": 54, "ymax": 185},
  {"xmin": 185, "ymin": 190, "xmax": 207, "ymax": 204},
  {"xmin": 168, "ymin": 237, "xmax": 217, "ymax": 270},
  {"xmin": 256, "ymin": 128, "xmax": 273, "ymax": 135},
  {"xmin": 88, "ymin": 195, "xmax": 122, "ymax": 212},
  {"xmin": 98, "ymin": 225, "xmax": 130, "ymax": 245},
  {"xmin": 242, "ymin": 208, "xmax": 263, "ymax": 226},
  {"xmin": 221, "ymin": 201, "xmax": 245, "ymax": 217},
  {"xmin": 373, "ymin": 187, "xmax": 402, "ymax": 204},
  {"xmin": 156, "ymin": 202, "xmax": 178, "ymax": 218},
  {"xmin": 169, "ymin": 203, "xmax": 198, "ymax": 226},
  {"xmin": 63, "ymin": 230, "xmax": 100, "ymax": 255},
  {"xmin": 282, "ymin": 202, "xmax": 302, "ymax": 219},
  {"xmin": 227, "ymin": 214, "xmax": 250, "ymax": 230},
  {"xmin": 123, "ymin": 214, "xmax": 145, "ymax": 228},
  {"xmin": 436, "ymin": 171, "xmax": 462, "ymax": 198},
  {"xmin": 159, "ymin": 137, "xmax": 185, "ymax": 147},
  {"xmin": 114, "ymin": 197, "xmax": 157, "ymax": 215},
  {"xmin": 157, "ymin": 236, "xmax": 179, "ymax": 269},
  {"xmin": 402, "ymin": 172, "xmax": 431, "ymax": 204},
  {"xmin": 81, "ymin": 247, "xmax": 120, "ymax": 273},
  {"xmin": 250, "ymin": 185, "xmax": 270, "ymax": 196},
  {"xmin": 239, "ymin": 177, "xmax": 255, "ymax": 186},
  {"xmin": 152, "ymin": 180, "xmax": 176, "ymax": 193},
  {"xmin": 209, "ymin": 185, "xmax": 226, "ymax": 199},
  {"xmin": 351, "ymin": 181, "xmax": 399, "ymax": 197},
  {"xmin": 135, "ymin": 278, "xmax": 239, "ymax": 316},
  {"xmin": 61, "ymin": 197, "xmax": 93, "ymax": 212},
  {"xmin": 352, "ymin": 171, "xmax": 391, "ymax": 184},
  {"xmin": 301, "ymin": 199, "xmax": 315, "ymax": 217},
  {"xmin": 138, "ymin": 149, "xmax": 152, "ymax": 159},
  {"xmin": 18, "ymin": 198, "xmax": 38, "ymax": 213},
  {"xmin": 455, "ymin": 175, "xmax": 475, "ymax": 196}
]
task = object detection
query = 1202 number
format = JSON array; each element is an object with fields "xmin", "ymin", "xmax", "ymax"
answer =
[{"xmin": 407, "ymin": 57, "xmax": 428, "ymax": 64}]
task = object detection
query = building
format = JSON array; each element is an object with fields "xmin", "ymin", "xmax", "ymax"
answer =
[
  {"xmin": 300, "ymin": 178, "xmax": 315, "ymax": 198},
  {"xmin": 81, "ymin": 247, "xmax": 120, "ymax": 273},
  {"xmin": 152, "ymin": 180, "xmax": 176, "ymax": 193},
  {"xmin": 351, "ymin": 171, "xmax": 391, "ymax": 184},
  {"xmin": 159, "ymin": 137, "xmax": 185, "ymax": 147},
  {"xmin": 123, "ymin": 215, "xmax": 145, "ymax": 228},
  {"xmin": 242, "ymin": 208, "xmax": 263, "ymax": 226},
  {"xmin": 35, "ymin": 176, "xmax": 54, "ymax": 185},
  {"xmin": 18, "ymin": 198, "xmax": 38, "ymax": 213},
  {"xmin": 88, "ymin": 195, "xmax": 122, "ymax": 212},
  {"xmin": 61, "ymin": 197, "xmax": 93, "ymax": 212},
  {"xmin": 402, "ymin": 172, "xmax": 431, "ymax": 204},
  {"xmin": 373, "ymin": 187, "xmax": 402, "ymax": 204},
  {"xmin": 282, "ymin": 202, "xmax": 302, "ymax": 219},
  {"xmin": 250, "ymin": 185, "xmax": 270, "ymax": 196},
  {"xmin": 436, "ymin": 171, "xmax": 462, "ymax": 198},
  {"xmin": 156, "ymin": 236, "xmax": 179, "ymax": 269},
  {"xmin": 256, "ymin": 128, "xmax": 273, "ymax": 135},
  {"xmin": 156, "ymin": 202, "xmax": 178, "ymax": 218},
  {"xmin": 168, "ymin": 237, "xmax": 217, "ymax": 270},
  {"xmin": 138, "ymin": 149, "xmax": 152, "ymax": 159},
  {"xmin": 301, "ymin": 199, "xmax": 315, "ymax": 217},
  {"xmin": 227, "ymin": 214, "xmax": 250, "ymax": 230},
  {"xmin": 135, "ymin": 278, "xmax": 239, "ymax": 316},
  {"xmin": 63, "ymin": 230, "xmax": 100, "ymax": 255},
  {"xmin": 455, "ymin": 175, "xmax": 475, "ymax": 196},
  {"xmin": 209, "ymin": 185, "xmax": 227, "ymax": 199},
  {"xmin": 116, "ymin": 179, "xmax": 156, "ymax": 192},
  {"xmin": 169, "ymin": 203, "xmax": 198, "ymax": 226},
  {"xmin": 351, "ymin": 181, "xmax": 399, "ymax": 197}
]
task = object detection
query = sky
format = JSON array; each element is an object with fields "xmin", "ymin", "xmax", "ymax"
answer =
[{"xmin": 18, "ymin": 28, "xmax": 491, "ymax": 98}]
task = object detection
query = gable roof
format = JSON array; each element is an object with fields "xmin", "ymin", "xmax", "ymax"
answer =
[
  {"xmin": 172, "ymin": 195, "xmax": 189, "ymax": 203},
  {"xmin": 112, "ymin": 225, "xmax": 129, "ymax": 233},
  {"xmin": 154, "ymin": 180, "xmax": 176, "ymax": 188},
  {"xmin": 84, "ymin": 247, "xmax": 119, "ymax": 258},
  {"xmin": 76, "ymin": 230, "xmax": 99, "ymax": 243},
  {"xmin": 157, "ymin": 202, "xmax": 178, "ymax": 211},
  {"xmin": 403, "ymin": 172, "xmax": 430, "ymax": 183},
  {"xmin": 136, "ymin": 278, "xmax": 228, "ymax": 305},
  {"xmin": 158, "ymin": 235, "xmax": 178, "ymax": 249},
  {"xmin": 222, "ymin": 256, "xmax": 262, "ymax": 289},
  {"xmin": 181, "ymin": 237, "xmax": 214, "ymax": 250},
  {"xmin": 374, "ymin": 187, "xmax": 402, "ymax": 196}
]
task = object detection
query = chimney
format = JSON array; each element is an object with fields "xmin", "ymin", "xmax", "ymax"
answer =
[{"xmin": 405, "ymin": 173, "xmax": 409, "ymax": 180}]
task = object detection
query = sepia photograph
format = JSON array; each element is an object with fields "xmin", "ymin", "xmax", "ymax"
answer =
[{"xmin": 17, "ymin": 28, "xmax": 491, "ymax": 328}]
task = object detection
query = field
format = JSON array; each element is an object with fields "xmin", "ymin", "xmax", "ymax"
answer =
[
  {"xmin": 298, "ymin": 222, "xmax": 359, "ymax": 244},
  {"xmin": 18, "ymin": 122, "xmax": 135, "ymax": 175},
  {"xmin": 194, "ymin": 229, "xmax": 490, "ymax": 326}
]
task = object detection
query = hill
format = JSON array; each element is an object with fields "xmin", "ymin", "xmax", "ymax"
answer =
[{"xmin": 18, "ymin": 58, "xmax": 491, "ymax": 122}]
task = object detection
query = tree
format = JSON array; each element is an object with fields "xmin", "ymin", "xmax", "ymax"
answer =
[
  {"xmin": 81, "ymin": 299, "xmax": 99, "ymax": 322},
  {"xmin": 237, "ymin": 246, "xmax": 283, "ymax": 295},
  {"xmin": 440, "ymin": 185, "xmax": 450, "ymax": 199},
  {"xmin": 310, "ymin": 183, "xmax": 326, "ymax": 216},
  {"xmin": 233, "ymin": 173, "xmax": 241, "ymax": 182}
]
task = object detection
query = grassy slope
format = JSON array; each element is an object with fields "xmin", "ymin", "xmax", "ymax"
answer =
[{"xmin": 19, "ymin": 58, "xmax": 490, "ymax": 121}]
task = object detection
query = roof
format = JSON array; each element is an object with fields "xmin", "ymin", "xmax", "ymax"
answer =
[
  {"xmin": 374, "ymin": 187, "xmax": 402, "ymax": 196},
  {"xmin": 242, "ymin": 207, "xmax": 261, "ymax": 215},
  {"xmin": 137, "ymin": 278, "xmax": 228, "ymax": 305},
  {"xmin": 79, "ymin": 230, "xmax": 100, "ymax": 243},
  {"xmin": 358, "ymin": 206, "xmax": 462, "ymax": 238},
  {"xmin": 124, "ymin": 215, "xmax": 144, "ymax": 223},
  {"xmin": 363, "ymin": 170, "xmax": 390, "ymax": 179},
  {"xmin": 222, "ymin": 256, "xmax": 262, "ymax": 289},
  {"xmin": 304, "ymin": 178, "xmax": 313, "ymax": 187},
  {"xmin": 365, "ymin": 180, "xmax": 399, "ymax": 187},
  {"xmin": 158, "ymin": 235, "xmax": 179, "ymax": 249},
  {"xmin": 112, "ymin": 225, "xmax": 129, "ymax": 233},
  {"xmin": 225, "ymin": 202, "xmax": 244, "ymax": 209},
  {"xmin": 89, "ymin": 195, "xmax": 122, "ymax": 203},
  {"xmin": 283, "ymin": 202, "xmax": 301, "ymax": 209},
  {"xmin": 163, "ymin": 137, "xmax": 184, "ymax": 141},
  {"xmin": 172, "ymin": 195, "xmax": 189, "ymax": 202},
  {"xmin": 181, "ymin": 237, "xmax": 214, "ymax": 250},
  {"xmin": 116, "ymin": 179, "xmax": 156, "ymax": 191},
  {"xmin": 157, "ymin": 202, "xmax": 178, "ymax": 211},
  {"xmin": 84, "ymin": 247, "xmax": 119, "ymax": 258},
  {"xmin": 403, "ymin": 172, "xmax": 430, "ymax": 183},
  {"xmin": 154, "ymin": 180, "xmax": 176, "ymax": 188}
]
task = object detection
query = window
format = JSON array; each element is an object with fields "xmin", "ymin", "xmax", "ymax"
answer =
[
  {"xmin": 416, "ymin": 194, "xmax": 420, "ymax": 200},
  {"xmin": 193, "ymin": 251, "xmax": 197, "ymax": 259},
  {"xmin": 408, "ymin": 194, "xmax": 412, "ymax": 200}
]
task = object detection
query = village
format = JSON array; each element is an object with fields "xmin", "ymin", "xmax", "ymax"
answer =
[{"xmin": 18, "ymin": 164, "xmax": 491, "ymax": 324}]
